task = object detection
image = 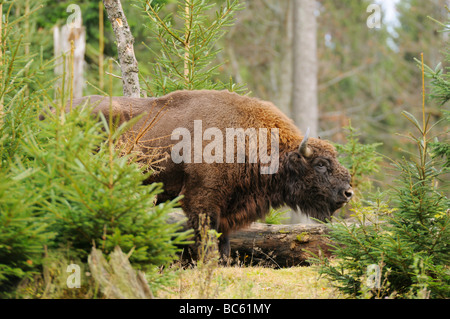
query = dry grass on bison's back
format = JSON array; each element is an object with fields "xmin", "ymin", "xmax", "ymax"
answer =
[{"xmin": 156, "ymin": 266, "xmax": 344, "ymax": 299}]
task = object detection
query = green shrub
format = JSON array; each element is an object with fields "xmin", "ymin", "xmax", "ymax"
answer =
[
  {"xmin": 0, "ymin": 169, "xmax": 54, "ymax": 297},
  {"xmin": 0, "ymin": 5, "xmax": 191, "ymax": 296},
  {"xmin": 313, "ymin": 138, "xmax": 449, "ymax": 298},
  {"xmin": 261, "ymin": 207, "xmax": 289, "ymax": 225},
  {"xmin": 22, "ymin": 103, "xmax": 191, "ymax": 266},
  {"xmin": 0, "ymin": 3, "xmax": 56, "ymax": 297},
  {"xmin": 137, "ymin": 0, "xmax": 246, "ymax": 95},
  {"xmin": 311, "ymin": 57, "xmax": 450, "ymax": 299},
  {"xmin": 334, "ymin": 122, "xmax": 383, "ymax": 201}
]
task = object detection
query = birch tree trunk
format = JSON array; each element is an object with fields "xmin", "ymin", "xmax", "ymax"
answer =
[
  {"xmin": 102, "ymin": 0, "xmax": 140, "ymax": 97},
  {"xmin": 292, "ymin": 0, "xmax": 318, "ymax": 137}
]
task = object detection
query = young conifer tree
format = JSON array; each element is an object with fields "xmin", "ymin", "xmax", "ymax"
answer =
[
  {"xmin": 0, "ymin": 1, "xmax": 192, "ymax": 297},
  {"xmin": 137, "ymin": 0, "xmax": 246, "ymax": 96},
  {"xmin": 312, "ymin": 41, "xmax": 449, "ymax": 300},
  {"xmin": 0, "ymin": 2, "xmax": 56, "ymax": 297}
]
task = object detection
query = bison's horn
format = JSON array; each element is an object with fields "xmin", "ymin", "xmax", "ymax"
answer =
[{"xmin": 299, "ymin": 127, "xmax": 313, "ymax": 157}]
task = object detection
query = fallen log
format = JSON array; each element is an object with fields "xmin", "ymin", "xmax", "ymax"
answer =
[{"xmin": 167, "ymin": 211, "xmax": 332, "ymax": 268}]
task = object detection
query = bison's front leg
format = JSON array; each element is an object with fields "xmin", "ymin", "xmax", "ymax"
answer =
[
  {"xmin": 182, "ymin": 204, "xmax": 228, "ymax": 262},
  {"xmin": 207, "ymin": 212, "xmax": 231, "ymax": 262},
  {"xmin": 184, "ymin": 209, "xmax": 230, "ymax": 263},
  {"xmin": 218, "ymin": 235, "xmax": 230, "ymax": 261},
  {"xmin": 181, "ymin": 181, "xmax": 231, "ymax": 262}
]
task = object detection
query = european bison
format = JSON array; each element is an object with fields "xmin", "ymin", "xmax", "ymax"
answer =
[{"xmin": 68, "ymin": 90, "xmax": 353, "ymax": 258}]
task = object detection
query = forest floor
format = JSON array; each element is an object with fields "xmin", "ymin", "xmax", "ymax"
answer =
[{"xmin": 156, "ymin": 265, "xmax": 344, "ymax": 299}]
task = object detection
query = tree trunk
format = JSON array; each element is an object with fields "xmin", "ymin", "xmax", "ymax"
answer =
[
  {"xmin": 167, "ymin": 212, "xmax": 332, "ymax": 268},
  {"xmin": 102, "ymin": 0, "xmax": 140, "ymax": 97},
  {"xmin": 275, "ymin": 0, "xmax": 294, "ymax": 118},
  {"xmin": 292, "ymin": 0, "xmax": 318, "ymax": 137},
  {"xmin": 53, "ymin": 23, "xmax": 86, "ymax": 99},
  {"xmin": 228, "ymin": 222, "xmax": 332, "ymax": 267},
  {"xmin": 88, "ymin": 246, "xmax": 154, "ymax": 299}
]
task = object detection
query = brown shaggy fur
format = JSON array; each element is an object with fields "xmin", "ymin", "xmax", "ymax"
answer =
[{"xmin": 68, "ymin": 90, "xmax": 353, "ymax": 258}]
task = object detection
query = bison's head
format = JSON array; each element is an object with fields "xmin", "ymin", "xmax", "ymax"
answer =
[{"xmin": 280, "ymin": 129, "xmax": 353, "ymax": 222}]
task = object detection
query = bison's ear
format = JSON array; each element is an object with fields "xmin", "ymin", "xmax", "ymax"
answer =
[{"xmin": 285, "ymin": 151, "xmax": 307, "ymax": 175}]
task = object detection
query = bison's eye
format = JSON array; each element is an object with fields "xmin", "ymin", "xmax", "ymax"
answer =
[{"xmin": 314, "ymin": 160, "xmax": 328, "ymax": 174}]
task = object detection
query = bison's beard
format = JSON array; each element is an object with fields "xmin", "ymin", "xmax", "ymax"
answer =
[
  {"xmin": 287, "ymin": 197, "xmax": 344, "ymax": 223},
  {"xmin": 294, "ymin": 204, "xmax": 333, "ymax": 223},
  {"xmin": 270, "ymin": 161, "xmax": 349, "ymax": 223}
]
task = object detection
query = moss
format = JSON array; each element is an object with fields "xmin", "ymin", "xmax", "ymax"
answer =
[{"xmin": 296, "ymin": 232, "xmax": 310, "ymax": 243}]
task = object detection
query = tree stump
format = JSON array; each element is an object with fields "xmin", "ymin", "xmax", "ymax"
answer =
[
  {"xmin": 167, "ymin": 211, "xmax": 332, "ymax": 268},
  {"xmin": 53, "ymin": 22, "xmax": 86, "ymax": 98},
  {"xmin": 88, "ymin": 246, "xmax": 154, "ymax": 299}
]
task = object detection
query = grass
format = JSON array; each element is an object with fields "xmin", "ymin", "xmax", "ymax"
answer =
[
  {"xmin": 15, "ymin": 244, "xmax": 345, "ymax": 299},
  {"xmin": 155, "ymin": 213, "xmax": 344, "ymax": 300},
  {"xmin": 14, "ymin": 213, "xmax": 344, "ymax": 299},
  {"xmin": 156, "ymin": 265, "xmax": 344, "ymax": 299}
]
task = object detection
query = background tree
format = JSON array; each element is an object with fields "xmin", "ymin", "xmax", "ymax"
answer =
[{"xmin": 292, "ymin": 0, "xmax": 318, "ymax": 137}]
